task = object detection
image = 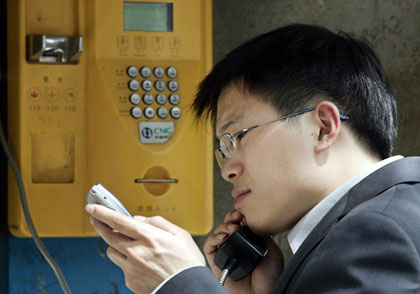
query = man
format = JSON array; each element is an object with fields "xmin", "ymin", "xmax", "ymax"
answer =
[{"xmin": 86, "ymin": 24, "xmax": 420, "ymax": 293}]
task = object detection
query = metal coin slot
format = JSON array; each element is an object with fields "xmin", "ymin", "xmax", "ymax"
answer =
[
  {"xmin": 136, "ymin": 166, "xmax": 176, "ymax": 196},
  {"xmin": 134, "ymin": 179, "xmax": 177, "ymax": 183},
  {"xmin": 27, "ymin": 35, "xmax": 83, "ymax": 64}
]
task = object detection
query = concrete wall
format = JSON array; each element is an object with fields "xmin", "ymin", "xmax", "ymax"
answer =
[{"xmin": 194, "ymin": 0, "xmax": 420, "ymax": 264}]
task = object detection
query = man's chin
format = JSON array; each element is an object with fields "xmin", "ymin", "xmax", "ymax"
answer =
[{"xmin": 244, "ymin": 221, "xmax": 272, "ymax": 237}]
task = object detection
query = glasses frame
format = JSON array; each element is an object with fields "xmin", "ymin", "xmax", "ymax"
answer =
[{"xmin": 215, "ymin": 107, "xmax": 349, "ymax": 167}]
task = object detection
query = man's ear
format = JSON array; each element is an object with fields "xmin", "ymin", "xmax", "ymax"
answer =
[{"xmin": 313, "ymin": 101, "xmax": 342, "ymax": 153}]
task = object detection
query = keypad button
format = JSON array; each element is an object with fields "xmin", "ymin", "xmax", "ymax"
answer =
[
  {"xmin": 157, "ymin": 107, "xmax": 169, "ymax": 119},
  {"xmin": 166, "ymin": 66, "xmax": 177, "ymax": 78},
  {"xmin": 153, "ymin": 66, "xmax": 165, "ymax": 78},
  {"xmin": 168, "ymin": 80, "xmax": 179, "ymax": 92},
  {"xmin": 143, "ymin": 94, "xmax": 154, "ymax": 105},
  {"xmin": 170, "ymin": 107, "xmax": 181, "ymax": 119},
  {"xmin": 128, "ymin": 80, "xmax": 140, "ymax": 91},
  {"xmin": 129, "ymin": 93, "xmax": 140, "ymax": 105},
  {"xmin": 156, "ymin": 94, "xmax": 167, "ymax": 105},
  {"xmin": 127, "ymin": 66, "xmax": 138, "ymax": 78},
  {"xmin": 131, "ymin": 107, "xmax": 142, "ymax": 119},
  {"xmin": 169, "ymin": 94, "xmax": 180, "ymax": 105},
  {"xmin": 144, "ymin": 107, "xmax": 155, "ymax": 119},
  {"xmin": 140, "ymin": 66, "xmax": 152, "ymax": 78},
  {"xmin": 155, "ymin": 80, "xmax": 165, "ymax": 92},
  {"xmin": 141, "ymin": 80, "xmax": 153, "ymax": 92}
]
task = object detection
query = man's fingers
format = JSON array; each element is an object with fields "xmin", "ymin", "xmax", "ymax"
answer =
[
  {"xmin": 213, "ymin": 222, "xmax": 240, "ymax": 235},
  {"xmin": 143, "ymin": 215, "xmax": 182, "ymax": 236},
  {"xmin": 224, "ymin": 209, "xmax": 244, "ymax": 223},
  {"xmin": 133, "ymin": 215, "xmax": 147, "ymax": 222},
  {"xmin": 202, "ymin": 210, "xmax": 245, "ymax": 278},
  {"xmin": 203, "ymin": 234, "xmax": 225, "ymax": 278},
  {"xmin": 203, "ymin": 233, "xmax": 227, "ymax": 255},
  {"xmin": 107, "ymin": 245, "xmax": 127, "ymax": 268},
  {"xmin": 86, "ymin": 204, "xmax": 158, "ymax": 240},
  {"xmin": 202, "ymin": 210, "xmax": 243, "ymax": 264},
  {"xmin": 90, "ymin": 216, "xmax": 134, "ymax": 254}
]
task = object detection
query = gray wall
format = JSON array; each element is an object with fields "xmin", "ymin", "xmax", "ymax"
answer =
[{"xmin": 194, "ymin": 0, "xmax": 420, "ymax": 264}]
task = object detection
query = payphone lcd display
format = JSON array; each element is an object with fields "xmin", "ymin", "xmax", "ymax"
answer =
[{"xmin": 123, "ymin": 2, "xmax": 173, "ymax": 31}]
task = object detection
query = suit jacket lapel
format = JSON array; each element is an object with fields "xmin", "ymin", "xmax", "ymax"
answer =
[{"xmin": 274, "ymin": 157, "xmax": 420, "ymax": 293}]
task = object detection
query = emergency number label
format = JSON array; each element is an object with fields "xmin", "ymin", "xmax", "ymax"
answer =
[{"xmin": 139, "ymin": 122, "xmax": 174, "ymax": 144}]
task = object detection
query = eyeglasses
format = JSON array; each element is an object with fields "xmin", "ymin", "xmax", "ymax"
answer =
[{"xmin": 215, "ymin": 107, "xmax": 349, "ymax": 168}]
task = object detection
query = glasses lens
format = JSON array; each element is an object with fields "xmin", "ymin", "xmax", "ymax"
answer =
[
  {"xmin": 215, "ymin": 149, "xmax": 224, "ymax": 168},
  {"xmin": 220, "ymin": 134, "xmax": 235, "ymax": 158}
]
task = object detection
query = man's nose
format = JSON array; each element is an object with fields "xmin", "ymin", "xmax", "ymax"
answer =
[{"xmin": 221, "ymin": 158, "xmax": 243, "ymax": 183}]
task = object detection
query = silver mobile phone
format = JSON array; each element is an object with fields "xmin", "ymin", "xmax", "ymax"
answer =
[{"xmin": 86, "ymin": 184, "xmax": 132, "ymax": 217}]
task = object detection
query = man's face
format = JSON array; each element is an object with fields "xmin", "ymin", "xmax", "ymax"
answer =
[{"xmin": 215, "ymin": 84, "xmax": 322, "ymax": 235}]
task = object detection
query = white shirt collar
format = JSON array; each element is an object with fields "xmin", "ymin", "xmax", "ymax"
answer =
[{"xmin": 287, "ymin": 155, "xmax": 403, "ymax": 254}]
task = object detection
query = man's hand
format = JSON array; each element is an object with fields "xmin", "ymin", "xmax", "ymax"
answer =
[
  {"xmin": 204, "ymin": 209, "xmax": 285, "ymax": 294},
  {"xmin": 86, "ymin": 204, "xmax": 206, "ymax": 294}
]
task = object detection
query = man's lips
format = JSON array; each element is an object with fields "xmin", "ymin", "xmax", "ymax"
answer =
[
  {"xmin": 232, "ymin": 189, "xmax": 251, "ymax": 206},
  {"xmin": 231, "ymin": 189, "xmax": 251, "ymax": 199}
]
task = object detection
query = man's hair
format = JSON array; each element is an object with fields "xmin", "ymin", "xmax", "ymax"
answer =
[{"xmin": 192, "ymin": 24, "xmax": 398, "ymax": 159}]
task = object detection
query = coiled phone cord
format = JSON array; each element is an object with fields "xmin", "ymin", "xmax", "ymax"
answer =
[
  {"xmin": 0, "ymin": 119, "xmax": 72, "ymax": 294},
  {"xmin": 219, "ymin": 258, "xmax": 238, "ymax": 286}
]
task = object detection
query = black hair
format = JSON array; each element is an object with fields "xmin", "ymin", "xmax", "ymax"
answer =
[{"xmin": 192, "ymin": 24, "xmax": 398, "ymax": 159}]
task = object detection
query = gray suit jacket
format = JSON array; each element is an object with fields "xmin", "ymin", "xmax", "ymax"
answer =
[{"xmin": 158, "ymin": 157, "xmax": 420, "ymax": 293}]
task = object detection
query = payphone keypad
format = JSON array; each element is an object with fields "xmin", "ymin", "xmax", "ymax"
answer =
[{"xmin": 126, "ymin": 66, "xmax": 181, "ymax": 120}]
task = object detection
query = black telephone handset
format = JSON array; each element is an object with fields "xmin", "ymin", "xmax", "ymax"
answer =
[{"xmin": 214, "ymin": 226, "xmax": 268, "ymax": 285}]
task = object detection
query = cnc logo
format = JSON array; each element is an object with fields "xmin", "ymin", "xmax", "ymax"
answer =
[
  {"xmin": 142, "ymin": 127, "xmax": 153, "ymax": 139},
  {"xmin": 139, "ymin": 122, "xmax": 174, "ymax": 144},
  {"xmin": 154, "ymin": 127, "xmax": 173, "ymax": 135}
]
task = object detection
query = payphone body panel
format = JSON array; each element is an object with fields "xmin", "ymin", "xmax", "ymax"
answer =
[{"xmin": 7, "ymin": 0, "xmax": 213, "ymax": 237}]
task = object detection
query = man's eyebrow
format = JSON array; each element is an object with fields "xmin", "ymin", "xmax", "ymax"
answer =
[{"xmin": 216, "ymin": 114, "xmax": 243, "ymax": 140}]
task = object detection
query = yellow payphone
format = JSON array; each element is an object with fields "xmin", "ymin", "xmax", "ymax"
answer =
[{"xmin": 7, "ymin": 0, "xmax": 213, "ymax": 237}]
